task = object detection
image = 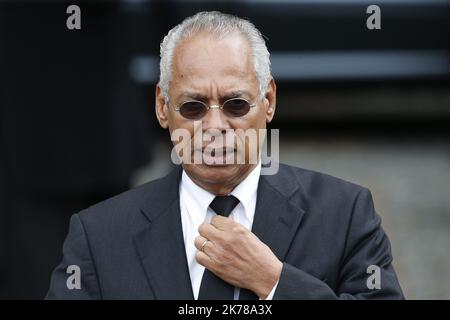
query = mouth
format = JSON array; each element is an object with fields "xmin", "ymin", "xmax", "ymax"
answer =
[{"xmin": 193, "ymin": 146, "xmax": 237, "ymax": 166}]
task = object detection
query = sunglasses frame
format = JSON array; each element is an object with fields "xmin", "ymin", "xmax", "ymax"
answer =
[{"xmin": 173, "ymin": 97, "xmax": 257, "ymax": 120}]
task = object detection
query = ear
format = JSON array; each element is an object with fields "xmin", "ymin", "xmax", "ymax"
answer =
[
  {"xmin": 155, "ymin": 83, "xmax": 169, "ymax": 129},
  {"xmin": 264, "ymin": 77, "xmax": 277, "ymax": 123}
]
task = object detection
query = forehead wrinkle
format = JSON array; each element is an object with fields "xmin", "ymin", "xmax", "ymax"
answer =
[
  {"xmin": 172, "ymin": 32, "xmax": 254, "ymax": 79},
  {"xmin": 170, "ymin": 33, "xmax": 259, "ymax": 102},
  {"xmin": 173, "ymin": 59, "xmax": 253, "ymax": 83},
  {"xmin": 171, "ymin": 69, "xmax": 258, "ymax": 99}
]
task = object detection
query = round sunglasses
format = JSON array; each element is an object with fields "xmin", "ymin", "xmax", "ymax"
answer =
[{"xmin": 173, "ymin": 98, "xmax": 256, "ymax": 120}]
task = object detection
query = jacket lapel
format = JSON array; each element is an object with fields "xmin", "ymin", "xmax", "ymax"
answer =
[
  {"xmin": 133, "ymin": 166, "xmax": 194, "ymax": 300},
  {"xmin": 251, "ymin": 173, "xmax": 306, "ymax": 260},
  {"xmin": 240, "ymin": 166, "xmax": 306, "ymax": 300}
]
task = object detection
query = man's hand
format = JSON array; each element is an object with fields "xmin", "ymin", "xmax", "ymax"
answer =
[{"xmin": 194, "ymin": 215, "xmax": 283, "ymax": 299}]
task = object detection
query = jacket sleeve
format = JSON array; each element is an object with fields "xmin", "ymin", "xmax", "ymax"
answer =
[
  {"xmin": 273, "ymin": 188, "xmax": 404, "ymax": 300},
  {"xmin": 46, "ymin": 213, "xmax": 102, "ymax": 299}
]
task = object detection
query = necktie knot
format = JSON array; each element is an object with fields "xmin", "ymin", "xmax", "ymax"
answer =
[{"xmin": 209, "ymin": 195, "xmax": 240, "ymax": 217}]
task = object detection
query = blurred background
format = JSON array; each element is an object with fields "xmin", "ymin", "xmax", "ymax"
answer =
[{"xmin": 1, "ymin": 0, "xmax": 449, "ymax": 299}]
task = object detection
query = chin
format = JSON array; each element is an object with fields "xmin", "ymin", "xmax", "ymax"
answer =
[
  {"xmin": 186, "ymin": 163, "xmax": 241, "ymax": 184},
  {"xmin": 201, "ymin": 163, "xmax": 236, "ymax": 180}
]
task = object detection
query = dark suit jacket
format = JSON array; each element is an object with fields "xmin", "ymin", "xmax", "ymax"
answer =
[{"xmin": 46, "ymin": 163, "xmax": 404, "ymax": 299}]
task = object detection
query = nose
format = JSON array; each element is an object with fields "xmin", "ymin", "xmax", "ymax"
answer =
[{"xmin": 202, "ymin": 106, "xmax": 230, "ymax": 132}]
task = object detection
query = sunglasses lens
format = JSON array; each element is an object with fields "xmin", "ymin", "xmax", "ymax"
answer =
[
  {"xmin": 223, "ymin": 99, "xmax": 251, "ymax": 117},
  {"xmin": 179, "ymin": 101, "xmax": 207, "ymax": 120}
]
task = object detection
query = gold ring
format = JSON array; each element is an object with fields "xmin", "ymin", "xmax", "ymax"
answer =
[{"xmin": 201, "ymin": 240, "xmax": 208, "ymax": 252}]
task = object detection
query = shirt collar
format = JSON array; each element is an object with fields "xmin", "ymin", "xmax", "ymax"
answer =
[
  {"xmin": 181, "ymin": 170, "xmax": 216, "ymax": 222},
  {"xmin": 181, "ymin": 162, "xmax": 261, "ymax": 222}
]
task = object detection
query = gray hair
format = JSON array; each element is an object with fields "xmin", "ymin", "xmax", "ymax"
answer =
[{"xmin": 159, "ymin": 11, "xmax": 271, "ymax": 103}]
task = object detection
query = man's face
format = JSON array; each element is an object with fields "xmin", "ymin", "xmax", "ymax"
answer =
[{"xmin": 156, "ymin": 31, "xmax": 276, "ymax": 194}]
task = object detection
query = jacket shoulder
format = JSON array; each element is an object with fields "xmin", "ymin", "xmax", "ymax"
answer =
[
  {"xmin": 276, "ymin": 163, "xmax": 366, "ymax": 196},
  {"xmin": 76, "ymin": 170, "xmax": 177, "ymax": 231}
]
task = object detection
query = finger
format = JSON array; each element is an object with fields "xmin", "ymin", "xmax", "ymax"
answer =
[
  {"xmin": 198, "ymin": 222, "xmax": 221, "ymax": 240},
  {"xmin": 194, "ymin": 235, "xmax": 209, "ymax": 252},
  {"xmin": 210, "ymin": 215, "xmax": 234, "ymax": 230},
  {"xmin": 196, "ymin": 250, "xmax": 215, "ymax": 269},
  {"xmin": 212, "ymin": 216, "xmax": 248, "ymax": 237}
]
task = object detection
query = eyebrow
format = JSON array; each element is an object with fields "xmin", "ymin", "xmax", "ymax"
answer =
[
  {"xmin": 178, "ymin": 92, "xmax": 207, "ymax": 101},
  {"xmin": 222, "ymin": 90, "xmax": 252, "ymax": 100},
  {"xmin": 178, "ymin": 90, "xmax": 252, "ymax": 102}
]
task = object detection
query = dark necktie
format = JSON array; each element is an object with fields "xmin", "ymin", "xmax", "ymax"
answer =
[{"xmin": 197, "ymin": 195, "xmax": 239, "ymax": 300}]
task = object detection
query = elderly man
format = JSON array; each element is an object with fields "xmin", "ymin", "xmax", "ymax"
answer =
[{"xmin": 47, "ymin": 11, "xmax": 403, "ymax": 300}]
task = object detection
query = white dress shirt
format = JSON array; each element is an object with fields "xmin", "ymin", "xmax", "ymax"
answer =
[{"xmin": 179, "ymin": 162, "xmax": 278, "ymax": 300}]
